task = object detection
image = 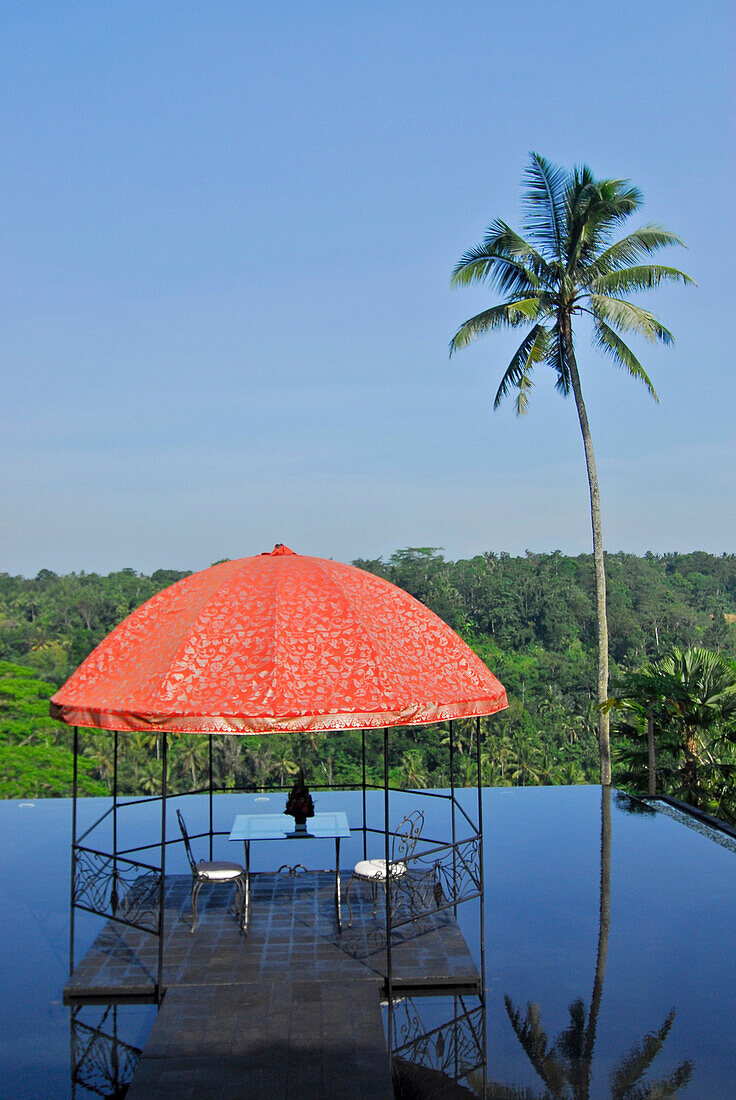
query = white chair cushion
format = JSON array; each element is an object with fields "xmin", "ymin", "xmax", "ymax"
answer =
[
  {"xmin": 353, "ymin": 858, "xmax": 407, "ymax": 881},
  {"xmin": 196, "ymin": 860, "xmax": 244, "ymax": 881}
]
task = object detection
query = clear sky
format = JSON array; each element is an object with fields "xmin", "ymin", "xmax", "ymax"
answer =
[{"xmin": 2, "ymin": 0, "xmax": 734, "ymax": 575}]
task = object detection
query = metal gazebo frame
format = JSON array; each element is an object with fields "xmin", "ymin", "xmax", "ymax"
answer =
[{"xmin": 67, "ymin": 715, "xmax": 489, "ymax": 1087}]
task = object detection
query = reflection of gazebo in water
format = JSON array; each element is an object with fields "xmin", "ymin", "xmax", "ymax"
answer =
[{"xmin": 53, "ymin": 545, "xmax": 507, "ymax": 1094}]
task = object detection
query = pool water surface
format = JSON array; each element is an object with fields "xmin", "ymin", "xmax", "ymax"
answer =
[{"xmin": 1, "ymin": 785, "xmax": 734, "ymax": 1098}]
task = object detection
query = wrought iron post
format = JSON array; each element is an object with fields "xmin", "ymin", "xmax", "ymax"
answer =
[
  {"xmin": 449, "ymin": 719, "xmax": 457, "ymax": 915},
  {"xmin": 69, "ymin": 725, "xmax": 79, "ymax": 975},
  {"xmin": 157, "ymin": 731, "xmax": 168, "ymax": 1003},
  {"xmin": 209, "ymin": 735, "xmax": 214, "ymax": 859},
  {"xmin": 112, "ymin": 1003, "xmax": 120, "ymax": 1094},
  {"xmin": 383, "ymin": 726, "xmax": 393, "ymax": 1060},
  {"xmin": 476, "ymin": 715, "xmax": 487, "ymax": 1094},
  {"xmin": 361, "ymin": 729, "xmax": 367, "ymax": 861},
  {"xmin": 111, "ymin": 731, "xmax": 119, "ymax": 914}
]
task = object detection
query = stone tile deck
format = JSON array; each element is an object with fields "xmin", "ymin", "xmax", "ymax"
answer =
[
  {"xmin": 67, "ymin": 872, "xmax": 480, "ymax": 1098},
  {"xmin": 65, "ymin": 872, "xmax": 480, "ymax": 1003},
  {"xmin": 125, "ymin": 981, "xmax": 394, "ymax": 1100}
]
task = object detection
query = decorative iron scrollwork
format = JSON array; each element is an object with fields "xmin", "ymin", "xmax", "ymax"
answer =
[
  {"xmin": 277, "ymin": 863, "xmax": 308, "ymax": 876},
  {"xmin": 390, "ymin": 834, "xmax": 482, "ymax": 929},
  {"xmin": 389, "ymin": 995, "xmax": 485, "ymax": 1086},
  {"xmin": 71, "ymin": 1004, "xmax": 143, "ymax": 1098},
  {"xmin": 73, "ymin": 846, "xmax": 161, "ymax": 934}
]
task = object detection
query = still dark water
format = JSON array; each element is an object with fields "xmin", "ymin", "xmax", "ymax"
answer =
[{"xmin": 1, "ymin": 785, "xmax": 734, "ymax": 1098}]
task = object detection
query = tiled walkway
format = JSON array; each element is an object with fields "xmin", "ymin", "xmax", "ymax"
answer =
[
  {"xmin": 66, "ymin": 872, "xmax": 480, "ymax": 1097},
  {"xmin": 126, "ymin": 981, "xmax": 394, "ymax": 1100}
]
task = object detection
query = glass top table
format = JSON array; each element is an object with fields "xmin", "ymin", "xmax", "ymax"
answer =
[
  {"xmin": 228, "ymin": 810, "xmax": 350, "ymax": 934},
  {"xmin": 229, "ymin": 811, "xmax": 351, "ymax": 841}
]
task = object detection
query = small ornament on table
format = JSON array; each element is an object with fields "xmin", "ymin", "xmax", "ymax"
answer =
[{"xmin": 285, "ymin": 769, "xmax": 315, "ymax": 832}]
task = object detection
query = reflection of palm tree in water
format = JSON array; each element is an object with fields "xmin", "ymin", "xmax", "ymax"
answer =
[{"xmin": 487, "ymin": 787, "xmax": 693, "ymax": 1098}]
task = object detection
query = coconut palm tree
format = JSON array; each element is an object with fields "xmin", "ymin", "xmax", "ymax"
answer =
[
  {"xmin": 177, "ymin": 736, "xmax": 209, "ymax": 788},
  {"xmin": 510, "ymin": 739, "xmax": 543, "ymax": 787},
  {"xmin": 245, "ymin": 742, "xmax": 277, "ymax": 788},
  {"xmin": 450, "ymin": 154, "xmax": 693, "ymax": 784},
  {"xmin": 83, "ymin": 732, "xmax": 115, "ymax": 790},
  {"xmin": 455, "ymin": 754, "xmax": 479, "ymax": 788},
  {"xmin": 273, "ymin": 743, "xmax": 299, "ymax": 787},
  {"xmin": 608, "ymin": 647, "xmax": 736, "ymax": 803},
  {"xmin": 651, "ymin": 648, "xmax": 736, "ymax": 797},
  {"xmin": 400, "ymin": 749, "xmax": 429, "ymax": 789},
  {"xmin": 604, "ymin": 663, "xmax": 676, "ymax": 796}
]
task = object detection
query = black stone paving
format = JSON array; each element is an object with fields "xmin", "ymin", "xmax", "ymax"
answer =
[
  {"xmin": 126, "ymin": 981, "xmax": 394, "ymax": 1100},
  {"xmin": 67, "ymin": 873, "xmax": 480, "ymax": 1098},
  {"xmin": 65, "ymin": 872, "xmax": 479, "ymax": 1002}
]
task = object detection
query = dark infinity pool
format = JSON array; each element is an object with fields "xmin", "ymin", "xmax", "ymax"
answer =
[{"xmin": 1, "ymin": 785, "xmax": 734, "ymax": 1098}]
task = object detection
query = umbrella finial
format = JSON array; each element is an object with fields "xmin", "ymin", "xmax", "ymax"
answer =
[{"xmin": 270, "ymin": 544, "xmax": 296, "ymax": 556}]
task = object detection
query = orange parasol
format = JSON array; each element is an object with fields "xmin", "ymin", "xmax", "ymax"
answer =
[{"xmin": 50, "ymin": 545, "xmax": 507, "ymax": 734}]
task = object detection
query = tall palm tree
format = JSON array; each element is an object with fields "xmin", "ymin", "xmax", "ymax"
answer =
[
  {"xmin": 450, "ymin": 154, "xmax": 693, "ymax": 784},
  {"xmin": 400, "ymin": 749, "xmax": 429, "ymax": 789},
  {"xmin": 177, "ymin": 736, "xmax": 209, "ymax": 788},
  {"xmin": 273, "ymin": 743, "xmax": 299, "ymax": 787},
  {"xmin": 510, "ymin": 739, "xmax": 543, "ymax": 786}
]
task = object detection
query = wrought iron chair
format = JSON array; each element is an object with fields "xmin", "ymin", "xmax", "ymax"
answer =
[
  {"xmin": 345, "ymin": 810, "xmax": 424, "ymax": 927},
  {"xmin": 176, "ymin": 810, "xmax": 246, "ymax": 933}
]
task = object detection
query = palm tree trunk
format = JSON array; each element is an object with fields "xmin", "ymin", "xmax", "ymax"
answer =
[
  {"xmin": 683, "ymin": 727, "xmax": 698, "ymax": 798},
  {"xmin": 647, "ymin": 712, "xmax": 656, "ymax": 796},
  {"xmin": 582, "ymin": 784, "xmax": 612, "ymax": 1095},
  {"xmin": 562, "ymin": 319, "xmax": 611, "ymax": 785}
]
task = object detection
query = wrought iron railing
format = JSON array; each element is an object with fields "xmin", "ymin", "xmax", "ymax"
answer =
[
  {"xmin": 389, "ymin": 832, "xmax": 482, "ymax": 930},
  {"xmin": 70, "ymin": 1004, "xmax": 143, "ymax": 1098},
  {"xmin": 389, "ymin": 994, "xmax": 485, "ymax": 1094},
  {"xmin": 72, "ymin": 845, "xmax": 162, "ymax": 935}
]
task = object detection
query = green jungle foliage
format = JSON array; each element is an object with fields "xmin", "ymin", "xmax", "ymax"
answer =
[{"xmin": 1, "ymin": 551, "xmax": 735, "ymax": 815}]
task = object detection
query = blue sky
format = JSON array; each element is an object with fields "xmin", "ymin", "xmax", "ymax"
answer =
[{"xmin": 2, "ymin": 0, "xmax": 734, "ymax": 574}]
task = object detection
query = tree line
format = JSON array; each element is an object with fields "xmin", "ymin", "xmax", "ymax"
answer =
[{"xmin": 1, "ymin": 549, "xmax": 735, "ymax": 812}]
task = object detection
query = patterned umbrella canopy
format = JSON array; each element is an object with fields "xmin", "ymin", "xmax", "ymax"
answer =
[{"xmin": 50, "ymin": 545, "xmax": 507, "ymax": 734}]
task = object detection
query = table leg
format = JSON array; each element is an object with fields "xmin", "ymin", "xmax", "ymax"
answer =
[
  {"xmin": 242, "ymin": 841, "xmax": 251, "ymax": 935},
  {"xmin": 335, "ymin": 836, "xmax": 342, "ymax": 932}
]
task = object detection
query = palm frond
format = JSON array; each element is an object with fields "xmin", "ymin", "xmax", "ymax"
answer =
[
  {"xmin": 485, "ymin": 221, "xmax": 552, "ymax": 275},
  {"xmin": 558, "ymin": 997, "xmax": 587, "ymax": 1063},
  {"xmin": 493, "ymin": 324, "xmax": 551, "ymax": 413},
  {"xmin": 639, "ymin": 1060, "xmax": 695, "ymax": 1098},
  {"xmin": 591, "ymin": 265, "xmax": 695, "ymax": 295},
  {"xmin": 451, "ymin": 238, "xmax": 540, "ymax": 297},
  {"xmin": 583, "ymin": 226, "xmax": 687, "ymax": 281},
  {"xmin": 591, "ymin": 177, "xmax": 643, "ymax": 223},
  {"xmin": 609, "ymin": 1011, "xmax": 686, "ymax": 1100},
  {"xmin": 566, "ymin": 175, "xmax": 645, "ymax": 276},
  {"xmin": 504, "ymin": 997, "xmax": 568, "ymax": 1094},
  {"xmin": 545, "ymin": 323, "xmax": 571, "ymax": 396},
  {"xmin": 515, "ymin": 367, "xmax": 534, "ymax": 415},
  {"xmin": 593, "ymin": 319, "xmax": 659, "ymax": 399},
  {"xmin": 590, "ymin": 295, "xmax": 674, "ymax": 344},
  {"xmin": 566, "ymin": 175, "xmax": 603, "ymax": 268},
  {"xmin": 449, "ymin": 300, "xmax": 541, "ymax": 355},
  {"xmin": 523, "ymin": 153, "xmax": 568, "ymax": 261}
]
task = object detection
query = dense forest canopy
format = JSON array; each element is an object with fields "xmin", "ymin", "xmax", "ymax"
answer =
[{"xmin": 1, "ymin": 549, "xmax": 735, "ymax": 806}]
